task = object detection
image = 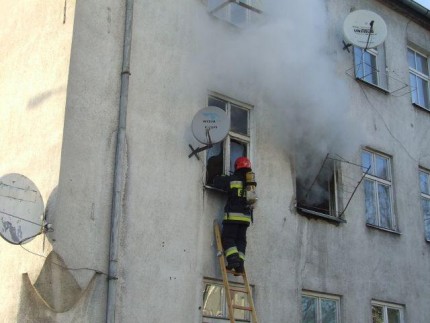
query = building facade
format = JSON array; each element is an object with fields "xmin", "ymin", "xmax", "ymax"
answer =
[{"xmin": 1, "ymin": 0, "xmax": 430, "ymax": 322}]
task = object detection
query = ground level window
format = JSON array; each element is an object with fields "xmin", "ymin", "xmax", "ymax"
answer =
[
  {"xmin": 202, "ymin": 278, "xmax": 251, "ymax": 322},
  {"xmin": 371, "ymin": 301, "xmax": 404, "ymax": 323},
  {"xmin": 205, "ymin": 94, "xmax": 252, "ymax": 186},
  {"xmin": 302, "ymin": 291, "xmax": 341, "ymax": 323}
]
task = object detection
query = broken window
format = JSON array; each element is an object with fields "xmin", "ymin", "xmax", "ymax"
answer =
[
  {"xmin": 207, "ymin": 0, "xmax": 263, "ymax": 27},
  {"xmin": 296, "ymin": 154, "xmax": 367, "ymax": 223},
  {"xmin": 205, "ymin": 94, "xmax": 252, "ymax": 186},
  {"xmin": 202, "ymin": 278, "xmax": 251, "ymax": 322}
]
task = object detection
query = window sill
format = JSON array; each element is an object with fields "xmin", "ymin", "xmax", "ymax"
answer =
[
  {"xmin": 204, "ymin": 185, "xmax": 226, "ymax": 194},
  {"xmin": 356, "ymin": 78, "xmax": 389, "ymax": 94},
  {"xmin": 412, "ymin": 102, "xmax": 430, "ymax": 113},
  {"xmin": 297, "ymin": 207, "xmax": 346, "ymax": 224},
  {"xmin": 366, "ymin": 223, "xmax": 401, "ymax": 235}
]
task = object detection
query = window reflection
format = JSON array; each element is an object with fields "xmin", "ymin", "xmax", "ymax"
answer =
[
  {"xmin": 231, "ymin": 104, "xmax": 248, "ymax": 135},
  {"xmin": 202, "ymin": 284, "xmax": 224, "ymax": 317},
  {"xmin": 419, "ymin": 171, "xmax": 428, "ymax": 194},
  {"xmin": 375, "ymin": 155, "xmax": 389, "ymax": 180},
  {"xmin": 378, "ymin": 183, "xmax": 392, "ymax": 229},
  {"xmin": 321, "ymin": 299, "xmax": 337, "ymax": 323},
  {"xmin": 372, "ymin": 305, "xmax": 383, "ymax": 323},
  {"xmin": 387, "ymin": 308, "xmax": 401, "ymax": 323},
  {"xmin": 302, "ymin": 296, "xmax": 317, "ymax": 323},
  {"xmin": 365, "ymin": 179, "xmax": 377, "ymax": 225}
]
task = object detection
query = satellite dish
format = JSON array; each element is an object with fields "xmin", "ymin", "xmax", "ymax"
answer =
[
  {"xmin": 0, "ymin": 173, "xmax": 44, "ymax": 244},
  {"xmin": 343, "ymin": 10, "xmax": 387, "ymax": 49},
  {"xmin": 188, "ymin": 106, "xmax": 230, "ymax": 159},
  {"xmin": 191, "ymin": 106, "xmax": 230, "ymax": 145}
]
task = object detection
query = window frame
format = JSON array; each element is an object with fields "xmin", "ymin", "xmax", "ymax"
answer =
[
  {"xmin": 371, "ymin": 300, "xmax": 405, "ymax": 323},
  {"xmin": 407, "ymin": 46, "xmax": 430, "ymax": 110},
  {"xmin": 205, "ymin": 93, "xmax": 253, "ymax": 187},
  {"xmin": 296, "ymin": 157, "xmax": 344, "ymax": 223},
  {"xmin": 419, "ymin": 167, "xmax": 430, "ymax": 242},
  {"xmin": 202, "ymin": 278, "xmax": 253, "ymax": 322},
  {"xmin": 207, "ymin": 0, "xmax": 262, "ymax": 27},
  {"xmin": 362, "ymin": 149, "xmax": 397, "ymax": 232},
  {"xmin": 301, "ymin": 290, "xmax": 341, "ymax": 323},
  {"xmin": 353, "ymin": 45, "xmax": 388, "ymax": 91}
]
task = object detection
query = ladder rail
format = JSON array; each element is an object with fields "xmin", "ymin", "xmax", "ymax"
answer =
[{"xmin": 213, "ymin": 221, "xmax": 259, "ymax": 323}]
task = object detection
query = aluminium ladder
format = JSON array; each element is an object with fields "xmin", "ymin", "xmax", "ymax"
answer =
[{"xmin": 213, "ymin": 221, "xmax": 259, "ymax": 323}]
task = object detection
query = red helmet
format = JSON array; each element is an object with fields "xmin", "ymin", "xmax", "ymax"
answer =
[{"xmin": 235, "ymin": 157, "xmax": 251, "ymax": 170}]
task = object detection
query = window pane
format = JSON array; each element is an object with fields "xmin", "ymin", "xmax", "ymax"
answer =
[
  {"xmin": 420, "ymin": 171, "xmax": 429, "ymax": 194},
  {"xmin": 416, "ymin": 52, "xmax": 429, "ymax": 76},
  {"xmin": 208, "ymin": 96, "xmax": 227, "ymax": 111},
  {"xmin": 387, "ymin": 308, "xmax": 401, "ymax": 323},
  {"xmin": 421, "ymin": 198, "xmax": 430, "ymax": 240},
  {"xmin": 416, "ymin": 76, "xmax": 429, "ymax": 108},
  {"xmin": 202, "ymin": 284, "xmax": 224, "ymax": 317},
  {"xmin": 410, "ymin": 73, "xmax": 419, "ymax": 104},
  {"xmin": 407, "ymin": 49, "xmax": 416, "ymax": 69},
  {"xmin": 232, "ymin": 291, "xmax": 249, "ymax": 320},
  {"xmin": 206, "ymin": 142, "xmax": 224, "ymax": 185},
  {"xmin": 230, "ymin": 104, "xmax": 248, "ymax": 135},
  {"xmin": 375, "ymin": 155, "xmax": 389, "ymax": 180},
  {"xmin": 230, "ymin": 140, "xmax": 247, "ymax": 173},
  {"xmin": 321, "ymin": 299, "xmax": 338, "ymax": 323},
  {"xmin": 365, "ymin": 179, "xmax": 377, "ymax": 225},
  {"xmin": 364, "ymin": 52, "xmax": 378, "ymax": 84},
  {"xmin": 362, "ymin": 151, "xmax": 372, "ymax": 174},
  {"xmin": 372, "ymin": 305, "xmax": 384, "ymax": 323},
  {"xmin": 355, "ymin": 47, "xmax": 365, "ymax": 79},
  {"xmin": 230, "ymin": 2, "xmax": 247, "ymax": 25},
  {"xmin": 378, "ymin": 183, "xmax": 392, "ymax": 229},
  {"xmin": 302, "ymin": 296, "xmax": 317, "ymax": 323}
]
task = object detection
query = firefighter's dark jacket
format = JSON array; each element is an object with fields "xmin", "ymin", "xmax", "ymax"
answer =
[{"xmin": 213, "ymin": 169, "xmax": 256, "ymax": 225}]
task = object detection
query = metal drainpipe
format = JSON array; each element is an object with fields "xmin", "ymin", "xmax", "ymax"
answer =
[{"xmin": 106, "ymin": 0, "xmax": 134, "ymax": 322}]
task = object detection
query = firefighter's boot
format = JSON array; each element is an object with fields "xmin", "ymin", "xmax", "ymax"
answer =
[{"xmin": 226, "ymin": 253, "xmax": 241, "ymax": 270}]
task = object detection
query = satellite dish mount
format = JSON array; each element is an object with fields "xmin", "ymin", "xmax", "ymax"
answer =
[{"xmin": 188, "ymin": 106, "xmax": 230, "ymax": 160}]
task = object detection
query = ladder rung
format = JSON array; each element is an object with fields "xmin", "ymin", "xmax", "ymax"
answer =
[
  {"xmin": 232, "ymin": 304, "xmax": 253, "ymax": 311},
  {"xmin": 226, "ymin": 269, "xmax": 243, "ymax": 276}
]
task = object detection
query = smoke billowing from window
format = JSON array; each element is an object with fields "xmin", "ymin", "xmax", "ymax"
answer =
[{"xmin": 184, "ymin": 0, "xmax": 365, "ymax": 207}]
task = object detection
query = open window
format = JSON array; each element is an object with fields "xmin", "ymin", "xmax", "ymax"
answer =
[
  {"xmin": 296, "ymin": 154, "xmax": 367, "ymax": 224},
  {"xmin": 207, "ymin": 0, "xmax": 263, "ymax": 27},
  {"xmin": 354, "ymin": 45, "xmax": 388, "ymax": 91},
  {"xmin": 205, "ymin": 94, "xmax": 252, "ymax": 186},
  {"xmin": 408, "ymin": 47, "xmax": 430, "ymax": 110}
]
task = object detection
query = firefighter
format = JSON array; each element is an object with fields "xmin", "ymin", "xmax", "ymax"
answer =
[{"xmin": 213, "ymin": 156, "xmax": 257, "ymax": 274}]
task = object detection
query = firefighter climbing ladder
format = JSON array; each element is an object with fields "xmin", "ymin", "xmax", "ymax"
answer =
[{"xmin": 213, "ymin": 221, "xmax": 259, "ymax": 323}]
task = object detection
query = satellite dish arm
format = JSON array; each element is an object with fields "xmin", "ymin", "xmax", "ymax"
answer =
[
  {"xmin": 188, "ymin": 128, "xmax": 214, "ymax": 160},
  {"xmin": 364, "ymin": 20, "xmax": 374, "ymax": 50}
]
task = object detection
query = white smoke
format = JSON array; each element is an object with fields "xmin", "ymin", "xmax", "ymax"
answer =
[{"xmin": 185, "ymin": 0, "xmax": 364, "ymax": 203}]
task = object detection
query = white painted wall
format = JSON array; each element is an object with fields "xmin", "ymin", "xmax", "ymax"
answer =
[{"xmin": 2, "ymin": 0, "xmax": 430, "ymax": 322}]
